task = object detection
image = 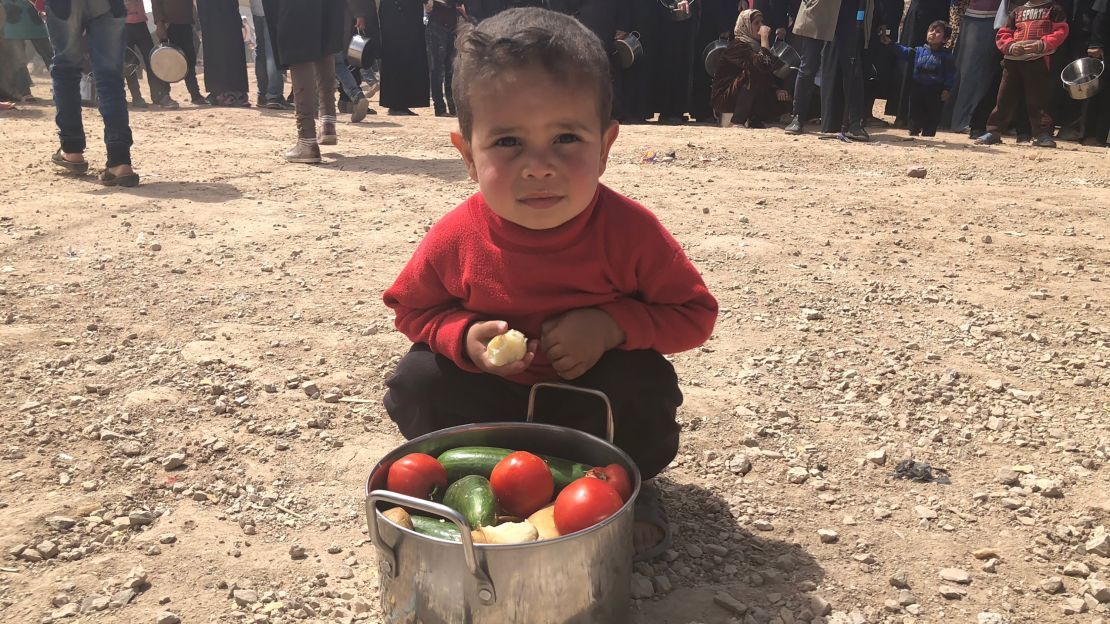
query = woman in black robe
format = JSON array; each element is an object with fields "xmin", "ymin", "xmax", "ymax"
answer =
[
  {"xmin": 196, "ymin": 0, "xmax": 250, "ymax": 106},
  {"xmin": 653, "ymin": 0, "xmax": 699, "ymax": 123},
  {"xmin": 711, "ymin": 9, "xmax": 791, "ymax": 126},
  {"xmin": 617, "ymin": 0, "xmax": 663, "ymax": 122},
  {"xmin": 379, "ymin": 0, "xmax": 429, "ymax": 114}
]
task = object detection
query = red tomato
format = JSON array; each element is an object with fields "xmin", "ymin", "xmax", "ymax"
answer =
[
  {"xmin": 553, "ymin": 477, "xmax": 624, "ymax": 535},
  {"xmin": 386, "ymin": 453, "xmax": 447, "ymax": 500},
  {"xmin": 585, "ymin": 464, "xmax": 633, "ymax": 503},
  {"xmin": 489, "ymin": 451, "xmax": 554, "ymax": 518}
]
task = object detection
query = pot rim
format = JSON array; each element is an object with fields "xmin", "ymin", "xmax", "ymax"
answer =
[{"xmin": 365, "ymin": 421, "xmax": 642, "ymax": 550}]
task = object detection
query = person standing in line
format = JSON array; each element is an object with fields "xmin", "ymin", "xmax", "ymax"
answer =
[
  {"xmin": 379, "ymin": 0, "xmax": 430, "ymax": 115},
  {"xmin": 786, "ymin": 0, "xmax": 839, "ymax": 134},
  {"xmin": 263, "ymin": 0, "xmax": 347, "ymax": 163},
  {"xmin": 152, "ymin": 0, "xmax": 206, "ymax": 105},
  {"xmin": 45, "ymin": 0, "xmax": 140, "ymax": 186},
  {"xmin": 653, "ymin": 0, "xmax": 698, "ymax": 124},
  {"xmin": 886, "ymin": 0, "xmax": 950, "ymax": 126},
  {"xmin": 123, "ymin": 0, "xmax": 176, "ymax": 108},
  {"xmin": 195, "ymin": 0, "xmax": 250, "ymax": 106},
  {"xmin": 1081, "ymin": 0, "xmax": 1108, "ymax": 144},
  {"xmin": 948, "ymin": 0, "xmax": 1003, "ymax": 134},
  {"xmin": 249, "ymin": 0, "xmax": 289, "ymax": 108},
  {"xmin": 334, "ymin": 0, "xmax": 375, "ymax": 122},
  {"xmin": 425, "ymin": 0, "xmax": 459, "ymax": 117},
  {"xmin": 1, "ymin": 0, "xmax": 53, "ymax": 101}
]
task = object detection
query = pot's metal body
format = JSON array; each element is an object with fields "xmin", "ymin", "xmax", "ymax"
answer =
[
  {"xmin": 703, "ymin": 38, "xmax": 728, "ymax": 76},
  {"xmin": 347, "ymin": 30, "xmax": 377, "ymax": 69},
  {"xmin": 770, "ymin": 39, "xmax": 801, "ymax": 79},
  {"xmin": 1061, "ymin": 57, "xmax": 1103, "ymax": 100},
  {"xmin": 614, "ymin": 31, "xmax": 643, "ymax": 69},
  {"xmin": 365, "ymin": 384, "xmax": 639, "ymax": 624},
  {"xmin": 150, "ymin": 43, "xmax": 187, "ymax": 83}
]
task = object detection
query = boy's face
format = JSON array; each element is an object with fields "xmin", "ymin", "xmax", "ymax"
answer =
[
  {"xmin": 451, "ymin": 68, "xmax": 620, "ymax": 231},
  {"xmin": 926, "ymin": 26, "xmax": 947, "ymax": 48}
]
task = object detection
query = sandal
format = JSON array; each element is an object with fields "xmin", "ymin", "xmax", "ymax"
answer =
[
  {"xmin": 52, "ymin": 149, "xmax": 89, "ymax": 174},
  {"xmin": 99, "ymin": 169, "xmax": 140, "ymax": 187},
  {"xmin": 633, "ymin": 480, "xmax": 674, "ymax": 562}
]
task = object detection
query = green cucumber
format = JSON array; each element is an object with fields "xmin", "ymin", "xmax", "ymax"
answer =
[
  {"xmin": 442, "ymin": 475, "xmax": 497, "ymax": 529},
  {"xmin": 437, "ymin": 446, "xmax": 590, "ymax": 492},
  {"xmin": 411, "ymin": 515, "xmax": 462, "ymax": 542}
]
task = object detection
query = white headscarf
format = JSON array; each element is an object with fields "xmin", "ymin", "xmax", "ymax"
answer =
[{"xmin": 733, "ymin": 9, "xmax": 764, "ymax": 50}]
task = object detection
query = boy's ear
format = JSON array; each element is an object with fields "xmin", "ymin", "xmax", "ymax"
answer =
[
  {"xmin": 451, "ymin": 131, "xmax": 479, "ymax": 182},
  {"xmin": 597, "ymin": 120, "xmax": 620, "ymax": 178}
]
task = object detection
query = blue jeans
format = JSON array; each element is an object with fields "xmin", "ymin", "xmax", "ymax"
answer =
[
  {"xmin": 45, "ymin": 0, "xmax": 132, "ymax": 166},
  {"xmin": 253, "ymin": 15, "xmax": 283, "ymax": 103},
  {"xmin": 334, "ymin": 51, "xmax": 362, "ymax": 101},
  {"xmin": 792, "ymin": 35, "xmax": 824, "ymax": 119}
]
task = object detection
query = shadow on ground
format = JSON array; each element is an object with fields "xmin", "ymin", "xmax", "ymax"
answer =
[
  {"xmin": 632, "ymin": 479, "xmax": 826, "ymax": 624},
  {"xmin": 82, "ymin": 179, "xmax": 243, "ymax": 202},
  {"xmin": 324, "ymin": 153, "xmax": 468, "ymax": 181}
]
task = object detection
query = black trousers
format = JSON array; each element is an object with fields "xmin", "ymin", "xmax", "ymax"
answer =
[
  {"xmin": 909, "ymin": 82, "xmax": 943, "ymax": 136},
  {"xmin": 383, "ymin": 344, "xmax": 683, "ymax": 480},
  {"xmin": 987, "ymin": 58, "xmax": 1053, "ymax": 137},
  {"xmin": 165, "ymin": 23, "xmax": 202, "ymax": 98},
  {"xmin": 124, "ymin": 22, "xmax": 168, "ymax": 102}
]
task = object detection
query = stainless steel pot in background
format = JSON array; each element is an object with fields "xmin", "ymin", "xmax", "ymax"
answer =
[
  {"xmin": 770, "ymin": 38, "xmax": 801, "ymax": 80},
  {"xmin": 613, "ymin": 31, "xmax": 643, "ymax": 69},
  {"xmin": 364, "ymin": 384, "xmax": 640, "ymax": 624},
  {"xmin": 347, "ymin": 29, "xmax": 378, "ymax": 69},
  {"xmin": 150, "ymin": 43, "xmax": 187, "ymax": 84},
  {"xmin": 1061, "ymin": 57, "xmax": 1103, "ymax": 100},
  {"xmin": 703, "ymin": 38, "xmax": 728, "ymax": 76}
]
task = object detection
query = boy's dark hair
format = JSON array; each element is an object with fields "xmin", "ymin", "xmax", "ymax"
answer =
[
  {"xmin": 928, "ymin": 20, "xmax": 952, "ymax": 39},
  {"xmin": 451, "ymin": 8, "xmax": 612, "ymax": 139}
]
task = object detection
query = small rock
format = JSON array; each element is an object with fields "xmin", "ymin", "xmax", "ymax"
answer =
[
  {"xmin": 336, "ymin": 566, "xmax": 354, "ymax": 579},
  {"xmin": 915, "ymin": 505, "xmax": 938, "ymax": 520},
  {"xmin": 1041, "ymin": 577, "xmax": 1065, "ymax": 594},
  {"xmin": 80, "ymin": 595, "xmax": 110, "ymax": 612},
  {"xmin": 301, "ymin": 382, "xmax": 319, "ymax": 398},
  {"xmin": 981, "ymin": 234, "xmax": 993, "ymax": 244},
  {"xmin": 786, "ymin": 467, "xmax": 809, "ymax": 484},
  {"xmin": 1063, "ymin": 561, "xmax": 1091, "ymax": 578},
  {"xmin": 232, "ymin": 589, "xmax": 259, "ymax": 606},
  {"xmin": 159, "ymin": 533, "xmax": 177, "ymax": 544},
  {"xmin": 129, "ymin": 510, "xmax": 155, "ymax": 527},
  {"xmin": 1062, "ymin": 596, "xmax": 1088, "ymax": 615},
  {"xmin": 938, "ymin": 585, "xmax": 968, "ymax": 599},
  {"xmin": 939, "ymin": 568, "xmax": 971, "ymax": 584},
  {"xmin": 801, "ymin": 308, "xmax": 823, "ymax": 321},
  {"xmin": 977, "ymin": 613, "xmax": 1008, "ymax": 624},
  {"xmin": 109, "ymin": 588, "xmax": 137, "ymax": 608},
  {"xmin": 155, "ymin": 611, "xmax": 181, "ymax": 624},
  {"xmin": 865, "ymin": 449, "xmax": 887, "ymax": 466},
  {"xmin": 45, "ymin": 516, "xmax": 77, "ymax": 531},
  {"xmin": 350, "ymin": 597, "xmax": 372, "ymax": 614},
  {"xmin": 906, "ymin": 166, "xmax": 927, "ymax": 178},
  {"xmin": 728, "ymin": 454, "xmax": 752, "ymax": 475},
  {"xmin": 327, "ymin": 543, "xmax": 343, "ymax": 555},
  {"xmin": 1087, "ymin": 578, "xmax": 1110, "ymax": 603},
  {"xmin": 19, "ymin": 547, "xmax": 44, "ymax": 562},
  {"xmin": 713, "ymin": 591, "xmax": 748, "ymax": 616},
  {"xmin": 162, "ymin": 453, "xmax": 186, "ymax": 471},
  {"xmin": 124, "ymin": 565, "xmax": 148, "ymax": 588},
  {"xmin": 36, "ymin": 540, "xmax": 59, "ymax": 559},
  {"xmin": 971, "ymin": 548, "xmax": 998, "ymax": 560},
  {"xmin": 753, "ymin": 519, "xmax": 773, "ymax": 531},
  {"xmin": 981, "ymin": 558, "xmax": 1000, "ymax": 573},
  {"xmin": 289, "ymin": 544, "xmax": 306, "ymax": 560},
  {"xmin": 889, "ymin": 571, "xmax": 910, "ymax": 589},
  {"xmin": 150, "ymin": 243, "xmax": 162, "ymax": 252},
  {"xmin": 817, "ymin": 529, "xmax": 839, "ymax": 544},
  {"xmin": 1085, "ymin": 526, "xmax": 1110, "ymax": 557},
  {"xmin": 630, "ymin": 573, "xmax": 654, "ymax": 599},
  {"xmin": 652, "ymin": 575, "xmax": 672, "ymax": 594},
  {"xmin": 51, "ymin": 603, "xmax": 78, "ymax": 619}
]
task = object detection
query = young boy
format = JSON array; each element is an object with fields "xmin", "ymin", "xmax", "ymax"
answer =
[
  {"xmin": 381, "ymin": 7, "xmax": 718, "ymax": 560},
  {"xmin": 883, "ymin": 21, "xmax": 956, "ymax": 137},
  {"xmin": 975, "ymin": 0, "xmax": 1069, "ymax": 147}
]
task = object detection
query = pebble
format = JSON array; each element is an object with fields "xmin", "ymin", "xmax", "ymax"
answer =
[
  {"xmin": 51, "ymin": 603, "xmax": 78, "ymax": 619},
  {"xmin": 889, "ymin": 572, "xmax": 910, "ymax": 589},
  {"xmin": 336, "ymin": 566, "xmax": 354, "ymax": 579},
  {"xmin": 162, "ymin": 453, "xmax": 186, "ymax": 471},
  {"xmin": 630, "ymin": 573, "xmax": 654, "ymax": 599},
  {"xmin": 45, "ymin": 516, "xmax": 77, "ymax": 531},
  {"xmin": 1062, "ymin": 596, "xmax": 1088, "ymax": 615},
  {"xmin": 939, "ymin": 568, "xmax": 971, "ymax": 584},
  {"xmin": 154, "ymin": 611, "xmax": 181, "ymax": 624},
  {"xmin": 713, "ymin": 591, "xmax": 748, "ymax": 616},
  {"xmin": 232, "ymin": 589, "xmax": 259, "ymax": 606},
  {"xmin": 327, "ymin": 543, "xmax": 343, "ymax": 554},
  {"xmin": 817, "ymin": 529, "xmax": 839, "ymax": 544},
  {"xmin": 865, "ymin": 449, "xmax": 886, "ymax": 466},
  {"xmin": 129, "ymin": 510, "xmax": 155, "ymax": 527},
  {"xmin": 786, "ymin": 467, "xmax": 809, "ymax": 484},
  {"xmin": 971, "ymin": 548, "xmax": 998, "ymax": 560},
  {"xmin": 289, "ymin": 545, "xmax": 306, "ymax": 560},
  {"xmin": 1063, "ymin": 561, "xmax": 1090, "ymax": 578},
  {"xmin": 753, "ymin": 519, "xmax": 774, "ymax": 531},
  {"xmin": 728, "ymin": 454, "xmax": 752, "ymax": 475},
  {"xmin": 159, "ymin": 533, "xmax": 177, "ymax": 544},
  {"xmin": 981, "ymin": 234, "xmax": 993, "ymax": 244},
  {"xmin": 978, "ymin": 613, "xmax": 1008, "ymax": 624},
  {"xmin": 1041, "ymin": 576, "xmax": 1065, "ymax": 593},
  {"xmin": 1085, "ymin": 526, "xmax": 1110, "ymax": 557},
  {"xmin": 938, "ymin": 585, "xmax": 968, "ymax": 599},
  {"xmin": 906, "ymin": 166, "xmax": 927, "ymax": 178}
]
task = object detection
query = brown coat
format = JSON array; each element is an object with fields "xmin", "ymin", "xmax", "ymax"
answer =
[{"xmin": 710, "ymin": 40, "xmax": 790, "ymax": 121}]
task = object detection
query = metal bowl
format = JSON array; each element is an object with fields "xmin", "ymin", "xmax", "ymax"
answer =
[
  {"xmin": 703, "ymin": 38, "xmax": 728, "ymax": 76},
  {"xmin": 1061, "ymin": 57, "xmax": 1103, "ymax": 100}
]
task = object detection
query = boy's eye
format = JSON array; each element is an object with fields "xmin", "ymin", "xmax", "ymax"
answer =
[
  {"xmin": 493, "ymin": 137, "xmax": 520, "ymax": 148},
  {"xmin": 555, "ymin": 134, "xmax": 580, "ymax": 144}
]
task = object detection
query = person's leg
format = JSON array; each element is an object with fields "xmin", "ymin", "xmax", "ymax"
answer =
[
  {"xmin": 32, "ymin": 37, "xmax": 54, "ymax": 69},
  {"xmin": 907, "ymin": 82, "xmax": 923, "ymax": 135},
  {"xmin": 317, "ymin": 55, "xmax": 339, "ymax": 139},
  {"xmin": 168, "ymin": 24, "xmax": 202, "ymax": 101},
  {"xmin": 123, "ymin": 24, "xmax": 144, "ymax": 103},
  {"xmin": 131, "ymin": 25, "xmax": 167, "ymax": 102},
  {"xmin": 426, "ymin": 24, "xmax": 447, "ymax": 114},
  {"xmin": 87, "ymin": 9, "xmax": 133, "ymax": 170},
  {"xmin": 383, "ymin": 344, "xmax": 532, "ymax": 439},
  {"xmin": 333, "ymin": 51, "xmax": 363, "ymax": 101},
  {"xmin": 44, "ymin": 0, "xmax": 87, "ymax": 163},
  {"xmin": 286, "ymin": 61, "xmax": 321, "ymax": 163},
  {"xmin": 921, "ymin": 86, "xmax": 942, "ymax": 136},
  {"xmin": 787, "ymin": 36, "xmax": 823, "ymax": 132},
  {"xmin": 445, "ymin": 30, "xmax": 455, "ymax": 115},
  {"xmin": 1023, "ymin": 58, "xmax": 1053, "ymax": 140},
  {"xmin": 983, "ymin": 60, "xmax": 1021, "ymax": 139},
  {"xmin": 253, "ymin": 15, "xmax": 268, "ymax": 104}
]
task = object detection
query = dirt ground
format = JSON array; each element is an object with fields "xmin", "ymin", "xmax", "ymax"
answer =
[{"xmin": 1, "ymin": 74, "xmax": 1108, "ymax": 624}]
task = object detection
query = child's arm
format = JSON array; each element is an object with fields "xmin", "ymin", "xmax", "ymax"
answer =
[
  {"xmin": 995, "ymin": 12, "xmax": 1017, "ymax": 54},
  {"xmin": 1035, "ymin": 5, "xmax": 1070, "ymax": 55},
  {"xmin": 597, "ymin": 248, "xmax": 718, "ymax": 356}
]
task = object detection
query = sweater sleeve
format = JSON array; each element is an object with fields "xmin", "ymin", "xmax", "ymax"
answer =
[
  {"xmin": 597, "ymin": 235, "xmax": 718, "ymax": 355},
  {"xmin": 1040, "ymin": 8, "xmax": 1070, "ymax": 53},
  {"xmin": 995, "ymin": 16, "xmax": 1016, "ymax": 53},
  {"xmin": 383, "ymin": 237, "xmax": 481, "ymax": 373}
]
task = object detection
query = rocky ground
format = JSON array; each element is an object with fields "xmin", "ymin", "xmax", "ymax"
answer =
[{"xmin": 1, "ymin": 76, "xmax": 1108, "ymax": 624}]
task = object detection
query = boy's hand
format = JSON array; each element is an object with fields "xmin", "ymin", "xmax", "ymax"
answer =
[
  {"xmin": 1090, "ymin": 47, "xmax": 1104, "ymax": 59},
  {"xmin": 540, "ymin": 309, "xmax": 625, "ymax": 380},
  {"xmin": 466, "ymin": 320, "xmax": 538, "ymax": 377},
  {"xmin": 880, "ymin": 34, "xmax": 891, "ymax": 45},
  {"xmin": 940, "ymin": 89, "xmax": 950, "ymax": 102}
]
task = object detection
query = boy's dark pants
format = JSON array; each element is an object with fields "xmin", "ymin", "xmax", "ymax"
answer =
[
  {"xmin": 908, "ymin": 82, "xmax": 943, "ymax": 136},
  {"xmin": 384, "ymin": 344, "xmax": 682, "ymax": 480},
  {"xmin": 986, "ymin": 58, "xmax": 1053, "ymax": 137}
]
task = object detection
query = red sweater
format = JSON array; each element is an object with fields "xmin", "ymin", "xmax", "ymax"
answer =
[
  {"xmin": 996, "ymin": 0, "xmax": 1069, "ymax": 61},
  {"xmin": 383, "ymin": 186, "xmax": 719, "ymax": 385}
]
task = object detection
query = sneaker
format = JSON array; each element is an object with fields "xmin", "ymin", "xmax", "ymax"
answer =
[
  {"xmin": 131, "ymin": 98, "xmax": 149, "ymax": 109},
  {"xmin": 845, "ymin": 126, "xmax": 870, "ymax": 142},
  {"xmin": 264, "ymin": 100, "xmax": 285, "ymax": 110},
  {"xmin": 1032, "ymin": 134, "xmax": 1056, "ymax": 148},
  {"xmin": 1055, "ymin": 126, "xmax": 1081, "ymax": 141},
  {"xmin": 1016, "ymin": 134, "xmax": 1032, "ymax": 144},
  {"xmin": 975, "ymin": 132, "xmax": 1002, "ymax": 145},
  {"xmin": 351, "ymin": 96, "xmax": 369, "ymax": 123},
  {"xmin": 784, "ymin": 115, "xmax": 803, "ymax": 135},
  {"xmin": 285, "ymin": 139, "xmax": 321, "ymax": 164},
  {"xmin": 191, "ymin": 94, "xmax": 208, "ymax": 106},
  {"xmin": 319, "ymin": 122, "xmax": 337, "ymax": 145},
  {"xmin": 363, "ymin": 81, "xmax": 380, "ymax": 99},
  {"xmin": 156, "ymin": 96, "xmax": 180, "ymax": 110}
]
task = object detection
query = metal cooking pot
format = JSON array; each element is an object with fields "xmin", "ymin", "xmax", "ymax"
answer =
[
  {"xmin": 770, "ymin": 38, "xmax": 801, "ymax": 79},
  {"xmin": 347, "ymin": 29, "xmax": 378, "ymax": 69},
  {"xmin": 613, "ymin": 31, "xmax": 642, "ymax": 69},
  {"xmin": 1061, "ymin": 57, "xmax": 1103, "ymax": 100},
  {"xmin": 365, "ymin": 384, "xmax": 640, "ymax": 624},
  {"xmin": 150, "ymin": 42, "xmax": 187, "ymax": 83},
  {"xmin": 703, "ymin": 37, "xmax": 728, "ymax": 76}
]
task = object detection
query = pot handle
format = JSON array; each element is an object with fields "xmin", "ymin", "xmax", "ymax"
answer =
[
  {"xmin": 366, "ymin": 490, "xmax": 498, "ymax": 605},
  {"xmin": 525, "ymin": 382, "xmax": 615, "ymax": 443}
]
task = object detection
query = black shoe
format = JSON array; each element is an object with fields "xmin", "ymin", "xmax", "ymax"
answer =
[
  {"xmin": 1032, "ymin": 134, "xmax": 1057, "ymax": 148},
  {"xmin": 784, "ymin": 115, "xmax": 803, "ymax": 135},
  {"xmin": 845, "ymin": 126, "xmax": 871, "ymax": 142},
  {"xmin": 1016, "ymin": 134, "xmax": 1032, "ymax": 144},
  {"xmin": 131, "ymin": 98, "xmax": 148, "ymax": 109},
  {"xmin": 968, "ymin": 128, "xmax": 984, "ymax": 139},
  {"xmin": 658, "ymin": 114, "xmax": 687, "ymax": 125},
  {"xmin": 746, "ymin": 119, "xmax": 766, "ymax": 129},
  {"xmin": 256, "ymin": 95, "xmax": 265, "ymax": 107},
  {"xmin": 339, "ymin": 100, "xmax": 350, "ymax": 114},
  {"xmin": 191, "ymin": 94, "xmax": 208, "ymax": 106},
  {"xmin": 388, "ymin": 108, "xmax": 417, "ymax": 116}
]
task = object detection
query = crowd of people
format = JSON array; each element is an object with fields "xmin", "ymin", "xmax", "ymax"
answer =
[{"xmin": 0, "ymin": 0, "xmax": 1107, "ymax": 180}]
